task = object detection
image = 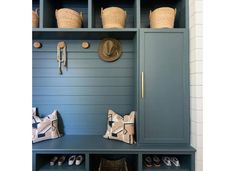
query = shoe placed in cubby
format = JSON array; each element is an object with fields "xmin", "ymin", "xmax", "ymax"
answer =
[
  {"xmin": 153, "ymin": 155, "xmax": 161, "ymax": 167},
  {"xmin": 144, "ymin": 156, "xmax": 153, "ymax": 168},
  {"xmin": 171, "ymin": 157, "xmax": 180, "ymax": 167},
  {"xmin": 75, "ymin": 155, "xmax": 83, "ymax": 166},
  {"xmin": 58, "ymin": 155, "xmax": 66, "ymax": 166},
  {"xmin": 49, "ymin": 156, "xmax": 58, "ymax": 166},
  {"xmin": 162, "ymin": 156, "xmax": 171, "ymax": 167},
  {"xmin": 68, "ymin": 155, "xmax": 76, "ymax": 165}
]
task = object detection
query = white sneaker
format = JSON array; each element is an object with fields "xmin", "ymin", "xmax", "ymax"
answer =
[
  {"xmin": 75, "ymin": 155, "xmax": 83, "ymax": 166},
  {"xmin": 171, "ymin": 157, "xmax": 180, "ymax": 167},
  {"xmin": 162, "ymin": 157, "xmax": 171, "ymax": 166},
  {"xmin": 68, "ymin": 155, "xmax": 76, "ymax": 166}
]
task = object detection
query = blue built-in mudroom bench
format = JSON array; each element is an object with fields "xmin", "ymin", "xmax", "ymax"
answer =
[
  {"xmin": 33, "ymin": 135, "xmax": 195, "ymax": 171},
  {"xmin": 32, "ymin": 0, "xmax": 195, "ymax": 171}
]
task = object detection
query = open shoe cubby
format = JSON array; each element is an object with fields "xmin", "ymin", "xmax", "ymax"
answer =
[
  {"xmin": 35, "ymin": 153, "xmax": 86, "ymax": 171},
  {"xmin": 142, "ymin": 154, "xmax": 192, "ymax": 171},
  {"xmin": 33, "ymin": 0, "xmax": 187, "ymax": 29}
]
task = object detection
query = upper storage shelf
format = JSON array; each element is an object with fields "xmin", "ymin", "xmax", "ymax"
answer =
[
  {"xmin": 43, "ymin": 0, "xmax": 88, "ymax": 28},
  {"xmin": 32, "ymin": 0, "xmax": 39, "ymax": 10},
  {"xmin": 140, "ymin": 0, "xmax": 186, "ymax": 28},
  {"xmin": 92, "ymin": 0, "xmax": 137, "ymax": 28},
  {"xmin": 33, "ymin": 0, "xmax": 187, "ymax": 31},
  {"xmin": 32, "ymin": 28, "xmax": 137, "ymax": 40},
  {"xmin": 32, "ymin": 0, "xmax": 41, "ymax": 28}
]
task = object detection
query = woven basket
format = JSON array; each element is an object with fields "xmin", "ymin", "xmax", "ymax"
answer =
[
  {"xmin": 101, "ymin": 7, "xmax": 127, "ymax": 28},
  {"xmin": 32, "ymin": 9, "xmax": 39, "ymax": 28},
  {"xmin": 55, "ymin": 8, "xmax": 83, "ymax": 28},
  {"xmin": 149, "ymin": 7, "xmax": 176, "ymax": 28},
  {"xmin": 98, "ymin": 158, "xmax": 128, "ymax": 171}
]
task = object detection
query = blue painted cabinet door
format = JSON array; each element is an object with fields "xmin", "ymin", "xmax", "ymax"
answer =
[{"xmin": 139, "ymin": 30, "xmax": 190, "ymax": 144}]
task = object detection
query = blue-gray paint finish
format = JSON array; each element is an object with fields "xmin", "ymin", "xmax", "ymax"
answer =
[
  {"xmin": 33, "ymin": 39, "xmax": 136, "ymax": 135},
  {"xmin": 32, "ymin": 28, "xmax": 137, "ymax": 40},
  {"xmin": 33, "ymin": 135, "xmax": 195, "ymax": 152},
  {"xmin": 139, "ymin": 30, "xmax": 190, "ymax": 144},
  {"xmin": 32, "ymin": 0, "xmax": 194, "ymax": 171}
]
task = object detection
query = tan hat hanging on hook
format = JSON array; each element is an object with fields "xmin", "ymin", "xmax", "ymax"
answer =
[{"xmin": 98, "ymin": 38, "xmax": 122, "ymax": 62}]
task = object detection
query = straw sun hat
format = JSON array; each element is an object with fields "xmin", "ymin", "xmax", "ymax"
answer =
[{"xmin": 98, "ymin": 38, "xmax": 122, "ymax": 62}]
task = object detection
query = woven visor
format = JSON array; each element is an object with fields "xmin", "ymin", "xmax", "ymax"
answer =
[{"xmin": 98, "ymin": 38, "xmax": 122, "ymax": 62}]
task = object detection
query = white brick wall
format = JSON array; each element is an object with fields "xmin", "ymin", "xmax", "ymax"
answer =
[{"xmin": 189, "ymin": 0, "xmax": 203, "ymax": 171}]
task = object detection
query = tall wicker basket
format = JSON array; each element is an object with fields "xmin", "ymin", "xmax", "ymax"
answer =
[
  {"xmin": 101, "ymin": 7, "xmax": 127, "ymax": 28},
  {"xmin": 149, "ymin": 7, "xmax": 176, "ymax": 29},
  {"xmin": 32, "ymin": 9, "xmax": 39, "ymax": 28},
  {"xmin": 55, "ymin": 8, "xmax": 83, "ymax": 28}
]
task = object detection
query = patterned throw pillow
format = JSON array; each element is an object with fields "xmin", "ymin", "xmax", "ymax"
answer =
[
  {"xmin": 32, "ymin": 107, "xmax": 61, "ymax": 143},
  {"xmin": 103, "ymin": 110, "xmax": 136, "ymax": 144}
]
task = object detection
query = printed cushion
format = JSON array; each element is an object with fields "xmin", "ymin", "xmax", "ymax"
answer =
[
  {"xmin": 32, "ymin": 107, "xmax": 61, "ymax": 143},
  {"xmin": 103, "ymin": 110, "xmax": 136, "ymax": 144}
]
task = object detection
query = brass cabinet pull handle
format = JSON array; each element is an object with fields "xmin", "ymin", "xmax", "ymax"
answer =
[{"xmin": 141, "ymin": 72, "xmax": 144, "ymax": 98}]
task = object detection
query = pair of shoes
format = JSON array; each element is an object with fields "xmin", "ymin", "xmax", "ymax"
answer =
[
  {"xmin": 144, "ymin": 155, "xmax": 161, "ymax": 168},
  {"xmin": 50, "ymin": 156, "xmax": 66, "ymax": 166},
  {"xmin": 68, "ymin": 155, "xmax": 83, "ymax": 166},
  {"xmin": 162, "ymin": 157, "xmax": 180, "ymax": 167}
]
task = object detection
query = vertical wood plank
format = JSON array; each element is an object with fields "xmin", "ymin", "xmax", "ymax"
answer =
[{"xmin": 88, "ymin": 0, "xmax": 92, "ymax": 28}]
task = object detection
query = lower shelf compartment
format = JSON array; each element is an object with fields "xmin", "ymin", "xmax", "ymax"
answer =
[
  {"xmin": 143, "ymin": 168, "xmax": 189, "ymax": 171},
  {"xmin": 142, "ymin": 154, "xmax": 191, "ymax": 171},
  {"xmin": 36, "ymin": 153, "xmax": 86, "ymax": 171},
  {"xmin": 38, "ymin": 162, "xmax": 85, "ymax": 171},
  {"xmin": 90, "ymin": 154, "xmax": 138, "ymax": 171}
]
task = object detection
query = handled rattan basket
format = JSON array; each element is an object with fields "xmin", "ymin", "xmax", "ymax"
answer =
[
  {"xmin": 55, "ymin": 8, "xmax": 83, "ymax": 28},
  {"xmin": 101, "ymin": 7, "xmax": 127, "ymax": 28},
  {"xmin": 32, "ymin": 9, "xmax": 39, "ymax": 28},
  {"xmin": 149, "ymin": 7, "xmax": 176, "ymax": 29}
]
